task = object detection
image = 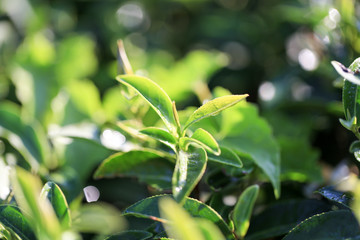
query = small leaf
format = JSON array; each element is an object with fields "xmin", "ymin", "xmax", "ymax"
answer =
[
  {"xmin": 94, "ymin": 149, "xmax": 174, "ymax": 179},
  {"xmin": 183, "ymin": 95, "xmax": 248, "ymax": 130},
  {"xmin": 195, "ymin": 219, "xmax": 226, "ymax": 240},
  {"xmin": 316, "ymin": 186, "xmax": 352, "ymax": 208},
  {"xmin": 172, "ymin": 146, "xmax": 207, "ymax": 204},
  {"xmin": 190, "ymin": 128, "xmax": 220, "ymax": 155},
  {"xmin": 232, "ymin": 185, "xmax": 259, "ymax": 238},
  {"xmin": 139, "ymin": 127, "xmax": 176, "ymax": 149},
  {"xmin": 283, "ymin": 210, "xmax": 360, "ymax": 240},
  {"xmin": 350, "ymin": 140, "xmax": 360, "ymax": 153},
  {"xmin": 0, "ymin": 205, "xmax": 36, "ymax": 240},
  {"xmin": 208, "ymin": 146, "xmax": 242, "ymax": 168},
  {"xmin": 159, "ymin": 197, "xmax": 205, "ymax": 240},
  {"xmin": 116, "ymin": 75, "xmax": 177, "ymax": 135},
  {"xmin": 332, "ymin": 60, "xmax": 360, "ymax": 85},
  {"xmin": 339, "ymin": 117, "xmax": 356, "ymax": 131},
  {"xmin": 105, "ymin": 230, "xmax": 153, "ymax": 240},
  {"xmin": 124, "ymin": 195, "xmax": 234, "ymax": 239},
  {"xmin": 40, "ymin": 182, "xmax": 71, "ymax": 228}
]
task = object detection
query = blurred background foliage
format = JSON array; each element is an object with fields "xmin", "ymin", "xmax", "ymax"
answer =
[{"xmin": 0, "ymin": 0, "xmax": 360, "ymax": 210}]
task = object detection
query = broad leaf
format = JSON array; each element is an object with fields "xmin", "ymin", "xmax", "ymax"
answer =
[
  {"xmin": 283, "ymin": 210, "xmax": 360, "ymax": 240},
  {"xmin": 123, "ymin": 195, "xmax": 234, "ymax": 239},
  {"xmin": 208, "ymin": 146, "xmax": 242, "ymax": 168},
  {"xmin": 246, "ymin": 199, "xmax": 333, "ymax": 240},
  {"xmin": 232, "ymin": 185, "xmax": 259, "ymax": 238},
  {"xmin": 40, "ymin": 182, "xmax": 71, "ymax": 228},
  {"xmin": 159, "ymin": 197, "xmax": 205, "ymax": 240},
  {"xmin": 183, "ymin": 95, "xmax": 248, "ymax": 130},
  {"xmin": 105, "ymin": 230, "xmax": 153, "ymax": 240},
  {"xmin": 190, "ymin": 128, "xmax": 220, "ymax": 155},
  {"xmin": 139, "ymin": 127, "xmax": 176, "ymax": 150},
  {"xmin": 94, "ymin": 149, "xmax": 174, "ymax": 179},
  {"xmin": 172, "ymin": 146, "xmax": 207, "ymax": 204},
  {"xmin": 116, "ymin": 75, "xmax": 178, "ymax": 135},
  {"xmin": 0, "ymin": 205, "xmax": 36, "ymax": 240}
]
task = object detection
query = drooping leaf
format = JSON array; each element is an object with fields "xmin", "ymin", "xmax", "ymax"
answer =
[
  {"xmin": 231, "ymin": 185, "xmax": 259, "ymax": 238},
  {"xmin": 40, "ymin": 182, "xmax": 71, "ymax": 228},
  {"xmin": 208, "ymin": 146, "xmax": 242, "ymax": 168},
  {"xmin": 184, "ymin": 95, "xmax": 248, "ymax": 130},
  {"xmin": 189, "ymin": 128, "xmax": 220, "ymax": 155},
  {"xmin": 139, "ymin": 127, "xmax": 176, "ymax": 150},
  {"xmin": 159, "ymin": 197, "xmax": 205, "ymax": 240},
  {"xmin": 316, "ymin": 186, "xmax": 352, "ymax": 208},
  {"xmin": 282, "ymin": 210, "xmax": 360, "ymax": 240},
  {"xmin": 0, "ymin": 205, "xmax": 36, "ymax": 240},
  {"xmin": 94, "ymin": 149, "xmax": 174, "ymax": 179},
  {"xmin": 116, "ymin": 75, "xmax": 178, "ymax": 135},
  {"xmin": 105, "ymin": 230, "xmax": 153, "ymax": 240},
  {"xmin": 246, "ymin": 199, "xmax": 333, "ymax": 240},
  {"xmin": 123, "ymin": 195, "xmax": 234, "ymax": 239},
  {"xmin": 172, "ymin": 146, "xmax": 207, "ymax": 204}
]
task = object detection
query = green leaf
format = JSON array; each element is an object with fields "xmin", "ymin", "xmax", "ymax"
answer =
[
  {"xmin": 116, "ymin": 75, "xmax": 177, "ymax": 135},
  {"xmin": 195, "ymin": 219, "xmax": 226, "ymax": 240},
  {"xmin": 0, "ymin": 205, "xmax": 36, "ymax": 240},
  {"xmin": 40, "ymin": 182, "xmax": 71, "ymax": 228},
  {"xmin": 208, "ymin": 146, "xmax": 242, "ymax": 168},
  {"xmin": 283, "ymin": 210, "xmax": 360, "ymax": 240},
  {"xmin": 105, "ymin": 230, "xmax": 153, "ymax": 240},
  {"xmin": 94, "ymin": 149, "xmax": 173, "ymax": 179},
  {"xmin": 184, "ymin": 95, "xmax": 248, "ymax": 130},
  {"xmin": 332, "ymin": 60, "xmax": 360, "ymax": 85},
  {"xmin": 350, "ymin": 140, "xmax": 360, "ymax": 153},
  {"xmin": 232, "ymin": 185, "xmax": 259, "ymax": 238},
  {"xmin": 246, "ymin": 199, "xmax": 333, "ymax": 240},
  {"xmin": 11, "ymin": 167, "xmax": 61, "ymax": 239},
  {"xmin": 172, "ymin": 146, "xmax": 207, "ymax": 204},
  {"xmin": 316, "ymin": 186, "xmax": 352, "ymax": 208},
  {"xmin": 139, "ymin": 127, "xmax": 176, "ymax": 150},
  {"xmin": 190, "ymin": 128, "xmax": 220, "ymax": 155},
  {"xmin": 123, "ymin": 195, "xmax": 234, "ymax": 239},
  {"xmin": 159, "ymin": 197, "xmax": 205, "ymax": 240}
]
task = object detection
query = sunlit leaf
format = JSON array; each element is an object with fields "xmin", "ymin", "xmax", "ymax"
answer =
[
  {"xmin": 190, "ymin": 128, "xmax": 220, "ymax": 155},
  {"xmin": 0, "ymin": 205, "xmax": 36, "ymax": 240},
  {"xmin": 124, "ymin": 195, "xmax": 234, "ymax": 239},
  {"xmin": 40, "ymin": 182, "xmax": 71, "ymax": 228},
  {"xmin": 139, "ymin": 127, "xmax": 176, "ymax": 150},
  {"xmin": 159, "ymin": 197, "xmax": 205, "ymax": 240},
  {"xmin": 231, "ymin": 185, "xmax": 259, "ymax": 238},
  {"xmin": 332, "ymin": 60, "xmax": 360, "ymax": 85},
  {"xmin": 195, "ymin": 218, "xmax": 226, "ymax": 240},
  {"xmin": 172, "ymin": 146, "xmax": 207, "ymax": 204},
  {"xmin": 184, "ymin": 95, "xmax": 248, "ymax": 130},
  {"xmin": 208, "ymin": 146, "xmax": 242, "ymax": 168},
  {"xmin": 116, "ymin": 75, "xmax": 178, "ymax": 135}
]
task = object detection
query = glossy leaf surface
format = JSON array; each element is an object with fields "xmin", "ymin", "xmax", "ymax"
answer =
[
  {"xmin": 116, "ymin": 75, "xmax": 177, "ymax": 134},
  {"xmin": 317, "ymin": 186, "xmax": 352, "ymax": 208},
  {"xmin": 139, "ymin": 127, "xmax": 176, "ymax": 149},
  {"xmin": 184, "ymin": 95, "xmax": 248, "ymax": 130},
  {"xmin": 172, "ymin": 146, "xmax": 207, "ymax": 204},
  {"xmin": 232, "ymin": 185, "xmax": 259, "ymax": 238},
  {"xmin": 208, "ymin": 146, "xmax": 242, "ymax": 168},
  {"xmin": 190, "ymin": 128, "xmax": 220, "ymax": 155}
]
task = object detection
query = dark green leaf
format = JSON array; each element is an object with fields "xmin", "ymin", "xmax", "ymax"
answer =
[
  {"xmin": 316, "ymin": 186, "xmax": 352, "ymax": 208},
  {"xmin": 0, "ymin": 205, "xmax": 36, "ymax": 240},
  {"xmin": 40, "ymin": 182, "xmax": 71, "ymax": 228},
  {"xmin": 172, "ymin": 146, "xmax": 207, "ymax": 204},
  {"xmin": 116, "ymin": 75, "xmax": 178, "ymax": 135},
  {"xmin": 124, "ymin": 195, "xmax": 234, "ymax": 239},
  {"xmin": 184, "ymin": 95, "xmax": 248, "ymax": 130},
  {"xmin": 208, "ymin": 146, "xmax": 242, "ymax": 168},
  {"xmin": 246, "ymin": 199, "xmax": 332, "ymax": 240},
  {"xmin": 232, "ymin": 185, "xmax": 259, "ymax": 238},
  {"xmin": 283, "ymin": 210, "xmax": 360, "ymax": 240},
  {"xmin": 105, "ymin": 230, "xmax": 153, "ymax": 240},
  {"xmin": 350, "ymin": 140, "xmax": 360, "ymax": 153}
]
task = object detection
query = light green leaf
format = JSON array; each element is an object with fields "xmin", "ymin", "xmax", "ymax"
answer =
[
  {"xmin": 159, "ymin": 197, "xmax": 205, "ymax": 240},
  {"xmin": 116, "ymin": 75, "xmax": 178, "ymax": 135},
  {"xmin": 172, "ymin": 146, "xmax": 207, "ymax": 204},
  {"xmin": 0, "ymin": 205, "xmax": 36, "ymax": 240},
  {"xmin": 139, "ymin": 127, "xmax": 176, "ymax": 150},
  {"xmin": 11, "ymin": 168, "xmax": 61, "ymax": 239},
  {"xmin": 283, "ymin": 210, "xmax": 360, "ymax": 240},
  {"xmin": 195, "ymin": 219, "xmax": 226, "ymax": 240},
  {"xmin": 183, "ymin": 95, "xmax": 248, "ymax": 130},
  {"xmin": 190, "ymin": 128, "xmax": 220, "ymax": 155},
  {"xmin": 124, "ymin": 195, "xmax": 234, "ymax": 239},
  {"xmin": 40, "ymin": 182, "xmax": 71, "ymax": 228},
  {"xmin": 231, "ymin": 185, "xmax": 259, "ymax": 238},
  {"xmin": 208, "ymin": 146, "xmax": 242, "ymax": 168}
]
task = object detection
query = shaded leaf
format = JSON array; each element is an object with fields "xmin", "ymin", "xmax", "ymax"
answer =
[
  {"xmin": 172, "ymin": 146, "xmax": 207, "ymax": 204},
  {"xmin": 124, "ymin": 195, "xmax": 234, "ymax": 239},
  {"xmin": 208, "ymin": 146, "xmax": 242, "ymax": 168},
  {"xmin": 283, "ymin": 210, "xmax": 360, "ymax": 240},
  {"xmin": 350, "ymin": 140, "xmax": 360, "ymax": 153},
  {"xmin": 0, "ymin": 205, "xmax": 36, "ymax": 240},
  {"xmin": 105, "ymin": 230, "xmax": 152, "ymax": 240},
  {"xmin": 40, "ymin": 182, "xmax": 71, "ymax": 228},
  {"xmin": 116, "ymin": 75, "xmax": 177, "ymax": 135},
  {"xmin": 184, "ymin": 95, "xmax": 248, "ymax": 130},
  {"xmin": 317, "ymin": 186, "xmax": 352, "ymax": 208}
]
